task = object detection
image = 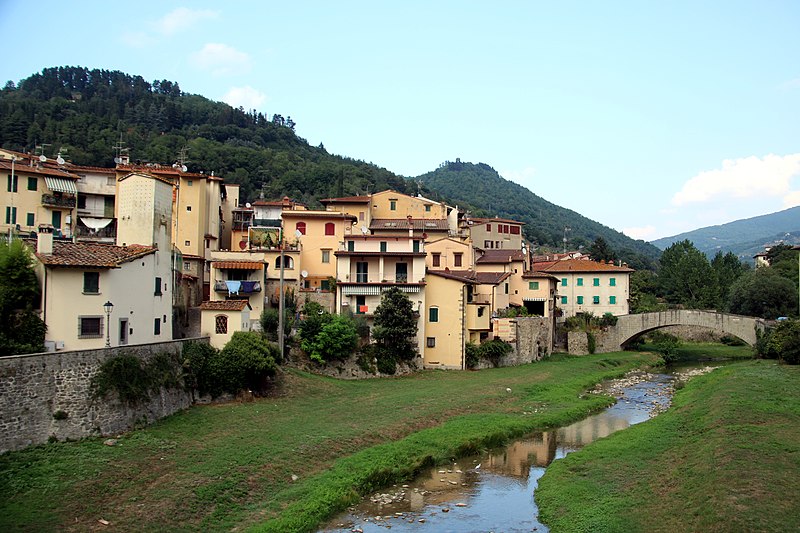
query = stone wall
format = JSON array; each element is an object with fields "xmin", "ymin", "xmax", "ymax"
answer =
[
  {"xmin": 0, "ymin": 338, "xmax": 208, "ymax": 454},
  {"xmin": 473, "ymin": 317, "xmax": 554, "ymax": 369}
]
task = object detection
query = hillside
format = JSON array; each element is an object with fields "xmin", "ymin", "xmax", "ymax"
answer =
[
  {"xmin": 416, "ymin": 161, "xmax": 661, "ymax": 269},
  {"xmin": 651, "ymin": 206, "xmax": 800, "ymax": 261},
  {"xmin": 0, "ymin": 66, "xmax": 412, "ymax": 203}
]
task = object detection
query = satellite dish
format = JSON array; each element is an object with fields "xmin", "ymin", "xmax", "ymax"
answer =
[
  {"xmin": 56, "ymin": 156, "xmax": 65, "ymax": 165},
  {"xmin": 245, "ymin": 202, "xmax": 252, "ymax": 208},
  {"xmin": 181, "ymin": 165, "xmax": 188, "ymax": 172},
  {"xmin": 295, "ymin": 229, "xmax": 303, "ymax": 238},
  {"xmin": 114, "ymin": 157, "xmax": 121, "ymax": 164},
  {"xmin": 361, "ymin": 226, "xmax": 369, "ymax": 235},
  {"xmin": 39, "ymin": 154, "xmax": 47, "ymax": 162},
  {"xmin": 301, "ymin": 270, "xmax": 308, "ymax": 278}
]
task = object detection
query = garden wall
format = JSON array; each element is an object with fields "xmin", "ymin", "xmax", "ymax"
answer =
[{"xmin": 0, "ymin": 338, "xmax": 208, "ymax": 453}]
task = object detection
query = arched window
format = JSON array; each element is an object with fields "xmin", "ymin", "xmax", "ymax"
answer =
[
  {"xmin": 275, "ymin": 256, "xmax": 294, "ymax": 269},
  {"xmin": 296, "ymin": 221, "xmax": 306, "ymax": 235},
  {"xmin": 215, "ymin": 315, "xmax": 228, "ymax": 334},
  {"xmin": 324, "ymin": 222, "xmax": 335, "ymax": 235}
]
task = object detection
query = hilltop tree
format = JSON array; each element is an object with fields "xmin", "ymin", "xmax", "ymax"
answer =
[
  {"xmin": 589, "ymin": 237, "xmax": 616, "ymax": 263},
  {"xmin": 657, "ymin": 240, "xmax": 720, "ymax": 309}
]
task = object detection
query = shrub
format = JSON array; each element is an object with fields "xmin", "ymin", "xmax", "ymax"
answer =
[
  {"xmin": 299, "ymin": 302, "xmax": 334, "ymax": 355},
  {"xmin": 372, "ymin": 287, "xmax": 418, "ymax": 361},
  {"xmin": 600, "ymin": 312, "xmax": 618, "ymax": 327},
  {"xmin": 465, "ymin": 342, "xmax": 480, "ymax": 369},
  {"xmin": 91, "ymin": 352, "xmax": 182, "ymax": 406},
  {"xmin": 764, "ymin": 320, "xmax": 800, "ymax": 364},
  {"xmin": 587, "ymin": 332, "xmax": 597, "ymax": 354},
  {"xmin": 182, "ymin": 341, "xmax": 220, "ymax": 396},
  {"xmin": 648, "ymin": 331, "xmax": 681, "ymax": 364},
  {"xmin": 306, "ymin": 315, "xmax": 358, "ymax": 363},
  {"xmin": 215, "ymin": 332, "xmax": 279, "ymax": 394},
  {"xmin": 374, "ymin": 345, "xmax": 397, "ymax": 375},
  {"xmin": 479, "ymin": 339, "xmax": 513, "ymax": 367},
  {"xmin": 260, "ymin": 308, "xmax": 280, "ymax": 341},
  {"xmin": 720, "ymin": 334, "xmax": 746, "ymax": 346}
]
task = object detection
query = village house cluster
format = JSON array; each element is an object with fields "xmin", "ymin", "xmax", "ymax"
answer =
[{"xmin": 0, "ymin": 149, "xmax": 633, "ymax": 368}]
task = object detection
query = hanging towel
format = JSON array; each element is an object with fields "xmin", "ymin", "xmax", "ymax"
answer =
[{"xmin": 225, "ymin": 280, "xmax": 241, "ymax": 295}]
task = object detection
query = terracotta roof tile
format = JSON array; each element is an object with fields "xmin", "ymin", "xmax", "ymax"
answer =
[
  {"xmin": 36, "ymin": 241, "xmax": 156, "ymax": 268},
  {"xmin": 320, "ymin": 195, "xmax": 372, "ymax": 204},
  {"xmin": 476, "ymin": 249, "xmax": 527, "ymax": 264},
  {"xmin": 427, "ymin": 269, "xmax": 510, "ymax": 285},
  {"xmin": 370, "ymin": 218, "xmax": 449, "ymax": 231},
  {"xmin": 199, "ymin": 300, "xmax": 251, "ymax": 311},
  {"xmin": 536, "ymin": 258, "xmax": 634, "ymax": 273}
]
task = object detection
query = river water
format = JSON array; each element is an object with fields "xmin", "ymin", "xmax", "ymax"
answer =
[{"xmin": 321, "ymin": 365, "xmax": 715, "ymax": 533}]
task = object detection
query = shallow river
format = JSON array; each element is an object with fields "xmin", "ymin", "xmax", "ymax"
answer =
[{"xmin": 321, "ymin": 365, "xmax": 715, "ymax": 533}]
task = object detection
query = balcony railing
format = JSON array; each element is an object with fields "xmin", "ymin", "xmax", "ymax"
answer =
[
  {"xmin": 42, "ymin": 194, "xmax": 76, "ymax": 208},
  {"xmin": 214, "ymin": 280, "xmax": 262, "ymax": 294}
]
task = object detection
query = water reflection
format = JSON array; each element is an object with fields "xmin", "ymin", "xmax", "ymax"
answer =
[{"xmin": 321, "ymin": 371, "xmax": 680, "ymax": 533}]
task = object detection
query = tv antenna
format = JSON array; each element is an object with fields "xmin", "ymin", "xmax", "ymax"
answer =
[
  {"xmin": 563, "ymin": 226, "xmax": 571, "ymax": 254},
  {"xmin": 361, "ymin": 226, "xmax": 369, "ymax": 235},
  {"xmin": 113, "ymin": 132, "xmax": 128, "ymax": 164}
]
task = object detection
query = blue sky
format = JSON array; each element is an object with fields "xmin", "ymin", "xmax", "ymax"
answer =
[{"xmin": 2, "ymin": 1, "xmax": 798, "ymax": 242}]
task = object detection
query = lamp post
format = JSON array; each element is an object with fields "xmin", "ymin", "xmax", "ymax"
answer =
[{"xmin": 103, "ymin": 300, "xmax": 114, "ymax": 347}]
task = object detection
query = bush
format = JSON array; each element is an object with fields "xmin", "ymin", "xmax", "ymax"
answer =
[
  {"xmin": 182, "ymin": 341, "xmax": 220, "ymax": 396},
  {"xmin": 215, "ymin": 332, "xmax": 279, "ymax": 394},
  {"xmin": 648, "ymin": 331, "xmax": 681, "ymax": 364},
  {"xmin": 764, "ymin": 320, "xmax": 800, "ymax": 364},
  {"xmin": 720, "ymin": 334, "xmax": 747, "ymax": 346},
  {"xmin": 260, "ymin": 308, "xmax": 280, "ymax": 341},
  {"xmin": 587, "ymin": 332, "xmax": 597, "ymax": 354},
  {"xmin": 374, "ymin": 345, "xmax": 397, "ymax": 375},
  {"xmin": 306, "ymin": 315, "xmax": 358, "ymax": 363},
  {"xmin": 465, "ymin": 342, "xmax": 480, "ymax": 369},
  {"xmin": 91, "ymin": 352, "xmax": 182, "ymax": 406},
  {"xmin": 479, "ymin": 339, "xmax": 513, "ymax": 368}
]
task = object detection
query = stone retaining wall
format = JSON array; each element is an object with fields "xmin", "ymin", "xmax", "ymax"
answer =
[{"xmin": 0, "ymin": 338, "xmax": 208, "ymax": 454}]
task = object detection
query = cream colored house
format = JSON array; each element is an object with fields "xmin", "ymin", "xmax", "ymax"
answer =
[
  {"xmin": 335, "ymin": 233, "xmax": 426, "ymax": 353},
  {"xmin": 208, "ymin": 251, "xmax": 268, "ymax": 329},
  {"xmin": 199, "ymin": 300, "xmax": 252, "ymax": 349},
  {"xmin": 537, "ymin": 259, "xmax": 634, "ymax": 317},
  {"xmin": 519, "ymin": 271, "xmax": 560, "ymax": 317},
  {"xmin": 424, "ymin": 270, "xmax": 492, "ymax": 369},
  {"xmin": 466, "ymin": 217, "xmax": 525, "ymax": 250},
  {"xmin": 424, "ymin": 237, "xmax": 475, "ymax": 270},
  {"xmin": 475, "ymin": 249, "xmax": 528, "ymax": 306}
]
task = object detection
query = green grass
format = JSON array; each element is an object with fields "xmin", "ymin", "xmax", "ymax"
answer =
[
  {"xmin": 536, "ymin": 360, "xmax": 800, "ymax": 532},
  {"xmin": 0, "ymin": 351, "xmax": 661, "ymax": 532}
]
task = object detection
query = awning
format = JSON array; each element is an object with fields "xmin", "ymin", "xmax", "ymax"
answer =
[
  {"xmin": 523, "ymin": 297, "xmax": 547, "ymax": 302},
  {"xmin": 44, "ymin": 177, "xmax": 78, "ymax": 194},
  {"xmin": 342, "ymin": 285, "xmax": 382, "ymax": 296},
  {"xmin": 80, "ymin": 217, "xmax": 113, "ymax": 230},
  {"xmin": 212, "ymin": 261, "xmax": 264, "ymax": 270}
]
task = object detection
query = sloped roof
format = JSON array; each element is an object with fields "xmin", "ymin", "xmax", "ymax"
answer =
[
  {"xmin": 199, "ymin": 300, "xmax": 251, "ymax": 311},
  {"xmin": 320, "ymin": 195, "xmax": 371, "ymax": 204},
  {"xmin": 476, "ymin": 249, "xmax": 527, "ymax": 264},
  {"xmin": 536, "ymin": 258, "xmax": 634, "ymax": 274},
  {"xmin": 427, "ymin": 269, "xmax": 510, "ymax": 285},
  {"xmin": 468, "ymin": 216, "xmax": 525, "ymax": 226},
  {"xmin": 370, "ymin": 218, "xmax": 449, "ymax": 231},
  {"xmin": 36, "ymin": 241, "xmax": 156, "ymax": 268},
  {"xmin": 522, "ymin": 270, "xmax": 561, "ymax": 281}
]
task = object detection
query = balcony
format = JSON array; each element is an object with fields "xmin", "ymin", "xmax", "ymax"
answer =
[
  {"xmin": 41, "ymin": 194, "xmax": 76, "ymax": 208},
  {"xmin": 74, "ymin": 222, "xmax": 117, "ymax": 242},
  {"xmin": 214, "ymin": 280, "xmax": 262, "ymax": 294}
]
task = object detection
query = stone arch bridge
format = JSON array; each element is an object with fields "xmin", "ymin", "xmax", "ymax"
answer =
[{"xmin": 589, "ymin": 310, "xmax": 766, "ymax": 354}]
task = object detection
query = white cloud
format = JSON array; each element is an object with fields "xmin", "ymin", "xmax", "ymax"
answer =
[
  {"xmin": 622, "ymin": 225, "xmax": 656, "ymax": 240},
  {"xmin": 190, "ymin": 43, "xmax": 252, "ymax": 76},
  {"xmin": 672, "ymin": 154, "xmax": 800, "ymax": 206},
  {"xmin": 223, "ymin": 86, "xmax": 268, "ymax": 110},
  {"xmin": 154, "ymin": 8, "xmax": 219, "ymax": 36},
  {"xmin": 782, "ymin": 190, "xmax": 800, "ymax": 209}
]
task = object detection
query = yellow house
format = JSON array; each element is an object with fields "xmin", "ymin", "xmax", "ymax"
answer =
[
  {"xmin": 208, "ymin": 251, "xmax": 268, "ymax": 329},
  {"xmin": 424, "ymin": 270, "xmax": 492, "ymax": 369},
  {"xmin": 466, "ymin": 216, "xmax": 525, "ymax": 250},
  {"xmin": 1, "ymin": 151, "xmax": 79, "ymax": 238},
  {"xmin": 199, "ymin": 300, "xmax": 252, "ymax": 349},
  {"xmin": 319, "ymin": 195, "xmax": 372, "ymax": 228},
  {"xmin": 423, "ymin": 237, "xmax": 475, "ymax": 270},
  {"xmin": 475, "ymin": 249, "xmax": 528, "ymax": 306},
  {"xmin": 537, "ymin": 258, "xmax": 634, "ymax": 317},
  {"xmin": 370, "ymin": 189, "xmax": 448, "ymax": 219},
  {"xmin": 519, "ymin": 271, "xmax": 560, "ymax": 317}
]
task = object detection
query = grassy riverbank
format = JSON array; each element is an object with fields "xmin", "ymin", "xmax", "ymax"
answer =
[
  {"xmin": 0, "ymin": 351, "xmax": 659, "ymax": 532},
  {"xmin": 536, "ymin": 360, "xmax": 800, "ymax": 532}
]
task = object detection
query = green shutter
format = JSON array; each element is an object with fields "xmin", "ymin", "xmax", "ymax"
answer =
[
  {"xmin": 529, "ymin": 281, "xmax": 539, "ymax": 290},
  {"xmin": 593, "ymin": 278, "xmax": 600, "ymax": 286},
  {"xmin": 577, "ymin": 296, "xmax": 584, "ymax": 304},
  {"xmin": 593, "ymin": 296, "xmax": 600, "ymax": 304},
  {"xmin": 610, "ymin": 278, "xmax": 616, "ymax": 287},
  {"xmin": 610, "ymin": 295, "xmax": 617, "ymax": 304},
  {"xmin": 561, "ymin": 296, "xmax": 567, "ymax": 304},
  {"xmin": 561, "ymin": 278, "xmax": 568, "ymax": 287},
  {"xmin": 577, "ymin": 278, "xmax": 583, "ymax": 286},
  {"xmin": 429, "ymin": 307, "xmax": 439, "ymax": 322}
]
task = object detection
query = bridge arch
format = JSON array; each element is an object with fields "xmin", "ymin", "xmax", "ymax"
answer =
[{"xmin": 612, "ymin": 310, "xmax": 765, "ymax": 350}]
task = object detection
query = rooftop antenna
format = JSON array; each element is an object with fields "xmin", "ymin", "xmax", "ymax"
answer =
[
  {"xmin": 35, "ymin": 143, "xmax": 52, "ymax": 159},
  {"xmin": 563, "ymin": 226, "xmax": 571, "ymax": 254},
  {"xmin": 113, "ymin": 132, "xmax": 128, "ymax": 164},
  {"xmin": 176, "ymin": 146, "xmax": 190, "ymax": 172},
  {"xmin": 56, "ymin": 146, "xmax": 67, "ymax": 165}
]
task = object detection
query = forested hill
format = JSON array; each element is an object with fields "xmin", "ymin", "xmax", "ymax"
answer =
[
  {"xmin": 0, "ymin": 66, "xmax": 412, "ymax": 202},
  {"xmin": 416, "ymin": 161, "xmax": 660, "ymax": 269}
]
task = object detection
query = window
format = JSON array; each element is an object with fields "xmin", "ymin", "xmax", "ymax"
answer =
[
  {"xmin": 5, "ymin": 206, "xmax": 17, "ymax": 224},
  {"xmin": 275, "ymin": 256, "xmax": 294, "ymax": 269},
  {"xmin": 593, "ymin": 296, "xmax": 600, "ymax": 304},
  {"xmin": 429, "ymin": 307, "xmax": 439, "ymax": 322},
  {"xmin": 359, "ymin": 211, "xmax": 365, "ymax": 221},
  {"xmin": 77, "ymin": 196, "xmax": 87, "ymax": 209},
  {"xmin": 477, "ymin": 306, "xmax": 485, "ymax": 317},
  {"xmin": 83, "ymin": 272, "xmax": 100, "ymax": 294},
  {"xmin": 186, "ymin": 179, "xmax": 193, "ymax": 186},
  {"xmin": 52, "ymin": 210, "xmax": 61, "ymax": 229},
  {"xmin": 321, "ymin": 249, "xmax": 330, "ymax": 263},
  {"xmin": 154, "ymin": 318, "xmax": 161, "ymax": 335},
  {"xmin": 432, "ymin": 253, "xmax": 441, "ymax": 267},
  {"xmin": 347, "ymin": 240, "xmax": 355, "ymax": 251},
  {"xmin": 504, "ymin": 283, "xmax": 509, "ymax": 294},
  {"xmin": 215, "ymin": 315, "xmax": 228, "ymax": 334},
  {"xmin": 425, "ymin": 205, "xmax": 431, "ymax": 212},
  {"xmin": 577, "ymin": 278, "xmax": 583, "ymax": 286},
  {"xmin": 78, "ymin": 316, "xmax": 103, "ymax": 338},
  {"xmin": 27, "ymin": 177, "xmax": 37, "ymax": 191},
  {"xmin": 380, "ymin": 241, "xmax": 387, "ymax": 252},
  {"xmin": 561, "ymin": 278, "xmax": 568, "ymax": 287},
  {"xmin": 454, "ymin": 253, "xmax": 463, "ymax": 267},
  {"xmin": 356, "ymin": 261, "xmax": 368, "ymax": 282},
  {"xmin": 484, "ymin": 240, "xmax": 493, "ymax": 248},
  {"xmin": 610, "ymin": 277, "xmax": 616, "ymax": 287},
  {"xmin": 390, "ymin": 199, "xmax": 397, "ymax": 211},
  {"xmin": 413, "ymin": 240, "xmax": 420, "ymax": 253},
  {"xmin": 26, "ymin": 212, "xmax": 34, "ymax": 226},
  {"xmin": 610, "ymin": 296, "xmax": 617, "ymax": 304},
  {"xmin": 510, "ymin": 226, "xmax": 520, "ymax": 235},
  {"xmin": 107, "ymin": 176, "xmax": 115, "ymax": 186},
  {"xmin": 593, "ymin": 278, "xmax": 600, "ymax": 286},
  {"xmin": 7, "ymin": 174, "xmax": 18, "ymax": 192},
  {"xmin": 324, "ymin": 222, "xmax": 335, "ymax": 235},
  {"xmin": 486, "ymin": 224, "xmax": 492, "ymax": 232},
  {"xmin": 426, "ymin": 337, "xmax": 436, "ymax": 348},
  {"xmin": 320, "ymin": 279, "xmax": 331, "ymax": 291},
  {"xmin": 184, "ymin": 261, "xmax": 191, "ymax": 272},
  {"xmin": 561, "ymin": 296, "xmax": 568, "ymax": 304},
  {"xmin": 296, "ymin": 221, "xmax": 306, "ymax": 235},
  {"xmin": 577, "ymin": 296, "xmax": 584, "ymax": 305},
  {"xmin": 356, "ymin": 295, "xmax": 366, "ymax": 314},
  {"xmin": 529, "ymin": 281, "xmax": 539, "ymax": 290},
  {"xmin": 185, "ymin": 240, "xmax": 191, "ymax": 246},
  {"xmin": 154, "ymin": 277, "xmax": 162, "ymax": 296},
  {"xmin": 186, "ymin": 206, "xmax": 192, "ymax": 212}
]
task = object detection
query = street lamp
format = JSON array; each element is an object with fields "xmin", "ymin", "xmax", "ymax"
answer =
[{"xmin": 103, "ymin": 301, "xmax": 114, "ymax": 347}]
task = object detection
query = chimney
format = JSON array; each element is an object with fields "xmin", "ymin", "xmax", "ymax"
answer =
[
  {"xmin": 37, "ymin": 224, "xmax": 54, "ymax": 255},
  {"xmin": 407, "ymin": 215, "xmax": 413, "ymax": 238}
]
